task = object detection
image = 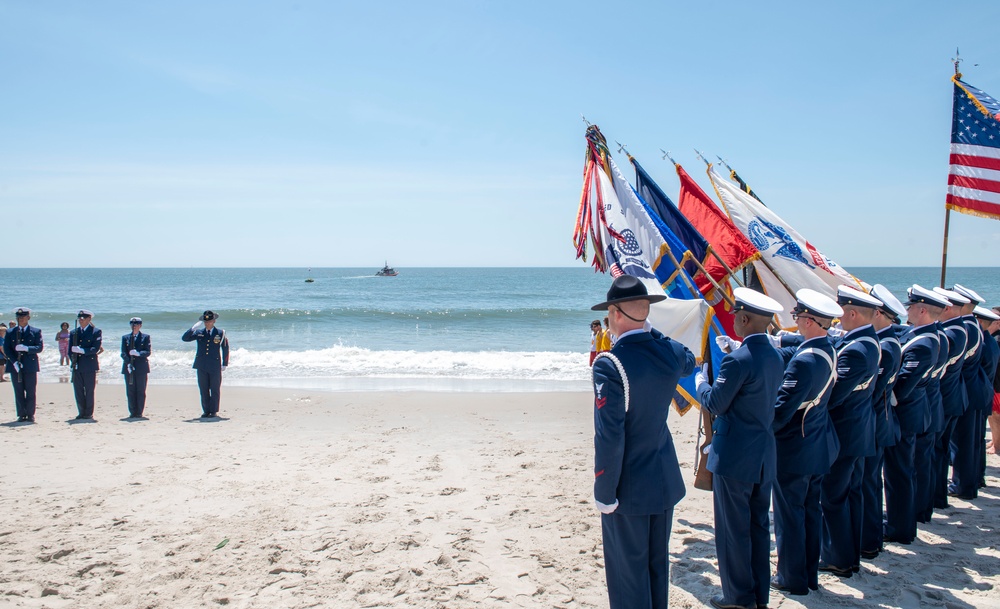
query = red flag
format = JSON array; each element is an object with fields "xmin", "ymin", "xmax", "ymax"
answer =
[{"xmin": 676, "ymin": 164, "xmax": 759, "ymax": 336}]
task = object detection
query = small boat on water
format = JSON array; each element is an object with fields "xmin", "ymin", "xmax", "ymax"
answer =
[{"xmin": 376, "ymin": 262, "xmax": 398, "ymax": 277}]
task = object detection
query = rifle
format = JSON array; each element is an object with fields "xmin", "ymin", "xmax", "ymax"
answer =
[
  {"xmin": 692, "ymin": 342, "xmax": 717, "ymax": 492},
  {"xmin": 126, "ymin": 333, "xmax": 135, "ymax": 386},
  {"xmin": 70, "ymin": 319, "xmax": 79, "ymax": 384},
  {"xmin": 15, "ymin": 326, "xmax": 24, "ymax": 385}
]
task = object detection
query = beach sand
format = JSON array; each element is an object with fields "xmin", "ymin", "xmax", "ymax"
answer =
[{"xmin": 0, "ymin": 382, "xmax": 997, "ymax": 608}]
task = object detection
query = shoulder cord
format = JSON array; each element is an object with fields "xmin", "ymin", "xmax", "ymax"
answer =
[
  {"xmin": 794, "ymin": 347, "xmax": 836, "ymax": 437},
  {"xmin": 594, "ymin": 352, "xmax": 630, "ymax": 412}
]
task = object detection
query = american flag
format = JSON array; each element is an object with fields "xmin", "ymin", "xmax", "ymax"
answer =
[{"xmin": 947, "ymin": 77, "xmax": 1000, "ymax": 220}]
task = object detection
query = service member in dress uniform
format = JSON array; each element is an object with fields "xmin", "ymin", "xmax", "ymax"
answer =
[
  {"xmin": 70, "ymin": 310, "xmax": 102, "ymax": 420},
  {"xmin": 769, "ymin": 289, "xmax": 842, "ymax": 597},
  {"xmin": 3, "ymin": 307, "xmax": 44, "ymax": 422},
  {"xmin": 973, "ymin": 306, "xmax": 1000, "ymax": 489},
  {"xmin": 883, "ymin": 285, "xmax": 946, "ymax": 544},
  {"xmin": 949, "ymin": 284, "xmax": 987, "ymax": 500},
  {"xmin": 928, "ymin": 288, "xmax": 969, "ymax": 513},
  {"xmin": 817, "ymin": 286, "xmax": 882, "ymax": 577},
  {"xmin": 859, "ymin": 284, "xmax": 905, "ymax": 560},
  {"xmin": 589, "ymin": 276, "xmax": 695, "ymax": 609},
  {"xmin": 695, "ymin": 288, "xmax": 784, "ymax": 609},
  {"xmin": 121, "ymin": 317, "xmax": 151, "ymax": 418},
  {"xmin": 182, "ymin": 310, "xmax": 229, "ymax": 418}
]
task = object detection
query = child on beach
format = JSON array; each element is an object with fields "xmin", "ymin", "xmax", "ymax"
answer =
[{"xmin": 56, "ymin": 322, "xmax": 71, "ymax": 366}]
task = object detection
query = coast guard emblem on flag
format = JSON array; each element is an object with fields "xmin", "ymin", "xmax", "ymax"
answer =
[
  {"xmin": 606, "ymin": 228, "xmax": 655, "ymax": 280},
  {"xmin": 747, "ymin": 217, "xmax": 812, "ymax": 267}
]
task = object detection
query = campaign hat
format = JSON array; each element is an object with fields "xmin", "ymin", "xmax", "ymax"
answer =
[
  {"xmin": 733, "ymin": 287, "xmax": 783, "ymax": 317},
  {"xmin": 200, "ymin": 310, "xmax": 219, "ymax": 321},
  {"xmin": 871, "ymin": 284, "xmax": 907, "ymax": 320},
  {"xmin": 907, "ymin": 284, "xmax": 949, "ymax": 308},
  {"xmin": 973, "ymin": 306, "xmax": 999, "ymax": 321},
  {"xmin": 837, "ymin": 285, "xmax": 882, "ymax": 309},
  {"xmin": 952, "ymin": 284, "xmax": 984, "ymax": 304},
  {"xmin": 793, "ymin": 288, "xmax": 843, "ymax": 320},
  {"xmin": 591, "ymin": 275, "xmax": 666, "ymax": 311},
  {"xmin": 932, "ymin": 286, "xmax": 971, "ymax": 306}
]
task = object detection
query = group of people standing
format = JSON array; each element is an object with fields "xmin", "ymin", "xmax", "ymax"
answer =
[
  {"xmin": 3, "ymin": 308, "xmax": 230, "ymax": 423},
  {"xmin": 590, "ymin": 275, "xmax": 999, "ymax": 609}
]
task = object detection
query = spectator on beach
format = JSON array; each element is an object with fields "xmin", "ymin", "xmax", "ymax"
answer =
[
  {"xmin": 598, "ymin": 317, "xmax": 612, "ymax": 352},
  {"xmin": 56, "ymin": 322, "xmax": 71, "ymax": 366},
  {"xmin": 7, "ymin": 321, "xmax": 14, "ymax": 329},
  {"xmin": 589, "ymin": 320, "xmax": 601, "ymax": 366}
]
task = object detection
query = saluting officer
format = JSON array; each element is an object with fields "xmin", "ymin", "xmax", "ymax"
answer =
[
  {"xmin": 859, "ymin": 284, "xmax": 905, "ymax": 560},
  {"xmin": 949, "ymin": 284, "xmax": 987, "ymax": 500},
  {"xmin": 883, "ymin": 285, "xmax": 947, "ymax": 544},
  {"xmin": 589, "ymin": 276, "xmax": 695, "ymax": 609},
  {"xmin": 770, "ymin": 289, "xmax": 842, "ymax": 597},
  {"xmin": 121, "ymin": 317, "xmax": 151, "ymax": 418},
  {"xmin": 972, "ymin": 306, "xmax": 1000, "ymax": 490},
  {"xmin": 817, "ymin": 286, "xmax": 882, "ymax": 577},
  {"xmin": 4, "ymin": 307, "xmax": 44, "ymax": 422},
  {"xmin": 70, "ymin": 310, "xmax": 102, "ymax": 420},
  {"xmin": 696, "ymin": 288, "xmax": 784, "ymax": 609},
  {"xmin": 182, "ymin": 310, "xmax": 229, "ymax": 418}
]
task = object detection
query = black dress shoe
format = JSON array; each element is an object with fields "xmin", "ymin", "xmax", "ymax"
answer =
[
  {"xmin": 852, "ymin": 564, "xmax": 860, "ymax": 573},
  {"xmin": 710, "ymin": 595, "xmax": 754, "ymax": 609},
  {"xmin": 201, "ymin": 413, "xmax": 211, "ymax": 418},
  {"xmin": 860, "ymin": 549, "xmax": 880, "ymax": 559},
  {"xmin": 817, "ymin": 563, "xmax": 853, "ymax": 578},
  {"xmin": 770, "ymin": 575, "xmax": 808, "ymax": 596}
]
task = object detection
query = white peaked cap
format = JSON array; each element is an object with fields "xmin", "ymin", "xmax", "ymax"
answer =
[
  {"xmin": 933, "ymin": 286, "xmax": 971, "ymax": 305},
  {"xmin": 908, "ymin": 284, "xmax": 950, "ymax": 308},
  {"xmin": 733, "ymin": 287, "xmax": 783, "ymax": 316},
  {"xmin": 794, "ymin": 288, "xmax": 843, "ymax": 319},
  {"xmin": 837, "ymin": 285, "xmax": 882, "ymax": 309},
  {"xmin": 973, "ymin": 306, "xmax": 999, "ymax": 321},
  {"xmin": 871, "ymin": 284, "xmax": 907, "ymax": 319},
  {"xmin": 952, "ymin": 284, "xmax": 984, "ymax": 304}
]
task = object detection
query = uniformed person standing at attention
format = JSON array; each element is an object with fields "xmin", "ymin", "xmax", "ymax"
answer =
[
  {"xmin": 770, "ymin": 289, "xmax": 842, "ymax": 597},
  {"xmin": 121, "ymin": 317, "xmax": 151, "ymax": 419},
  {"xmin": 589, "ymin": 275, "xmax": 695, "ymax": 609},
  {"xmin": 859, "ymin": 284, "xmax": 905, "ymax": 560},
  {"xmin": 949, "ymin": 284, "xmax": 987, "ymax": 500},
  {"xmin": 883, "ymin": 285, "xmax": 946, "ymax": 544},
  {"xmin": 182, "ymin": 310, "xmax": 229, "ymax": 418},
  {"xmin": 70, "ymin": 310, "xmax": 102, "ymax": 420},
  {"xmin": 695, "ymin": 288, "xmax": 784, "ymax": 609},
  {"xmin": 4, "ymin": 307, "xmax": 43, "ymax": 422}
]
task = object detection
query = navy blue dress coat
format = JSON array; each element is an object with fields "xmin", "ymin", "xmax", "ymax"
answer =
[
  {"xmin": 120, "ymin": 332, "xmax": 151, "ymax": 374},
  {"xmin": 893, "ymin": 324, "xmax": 939, "ymax": 434},
  {"xmin": 3, "ymin": 325, "xmax": 44, "ymax": 373},
  {"xmin": 938, "ymin": 317, "xmax": 968, "ymax": 419},
  {"xmin": 182, "ymin": 327, "xmax": 230, "ymax": 372},
  {"xmin": 70, "ymin": 325, "xmax": 102, "ymax": 372},
  {"xmin": 871, "ymin": 326, "xmax": 902, "ymax": 448},
  {"xmin": 827, "ymin": 325, "xmax": 881, "ymax": 458}
]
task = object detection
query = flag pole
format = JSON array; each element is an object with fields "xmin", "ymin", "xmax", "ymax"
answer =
[{"xmin": 940, "ymin": 207, "xmax": 951, "ymax": 288}]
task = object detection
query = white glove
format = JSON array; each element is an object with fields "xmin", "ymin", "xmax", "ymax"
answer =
[
  {"xmin": 695, "ymin": 365, "xmax": 708, "ymax": 387},
  {"xmin": 127, "ymin": 364, "xmax": 134, "ymax": 373},
  {"xmin": 766, "ymin": 334, "xmax": 782, "ymax": 348},
  {"xmin": 595, "ymin": 498, "xmax": 619, "ymax": 514},
  {"xmin": 129, "ymin": 349, "xmax": 140, "ymax": 357},
  {"xmin": 14, "ymin": 344, "xmax": 29, "ymax": 352},
  {"xmin": 715, "ymin": 335, "xmax": 741, "ymax": 352},
  {"xmin": 221, "ymin": 365, "xmax": 227, "ymax": 372},
  {"xmin": 71, "ymin": 346, "xmax": 85, "ymax": 354},
  {"xmin": 192, "ymin": 321, "xmax": 205, "ymax": 331},
  {"xmin": 12, "ymin": 362, "xmax": 20, "ymax": 372}
]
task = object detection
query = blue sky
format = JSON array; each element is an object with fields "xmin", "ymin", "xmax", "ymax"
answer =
[{"xmin": 2, "ymin": 1, "xmax": 999, "ymax": 267}]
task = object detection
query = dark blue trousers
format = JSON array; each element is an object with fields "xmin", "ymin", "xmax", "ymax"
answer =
[
  {"xmin": 713, "ymin": 474, "xmax": 772, "ymax": 608},
  {"xmin": 73, "ymin": 369, "xmax": 97, "ymax": 418},
  {"xmin": 884, "ymin": 432, "xmax": 916, "ymax": 542},
  {"xmin": 933, "ymin": 416, "xmax": 958, "ymax": 509},
  {"xmin": 196, "ymin": 369, "xmax": 222, "ymax": 415},
  {"xmin": 125, "ymin": 371, "xmax": 148, "ymax": 417},
  {"xmin": 914, "ymin": 430, "xmax": 936, "ymax": 522},
  {"xmin": 977, "ymin": 412, "xmax": 988, "ymax": 487},
  {"xmin": 601, "ymin": 509, "xmax": 673, "ymax": 609},
  {"xmin": 773, "ymin": 471, "xmax": 822, "ymax": 593},
  {"xmin": 860, "ymin": 449, "xmax": 885, "ymax": 555},
  {"xmin": 949, "ymin": 407, "xmax": 979, "ymax": 498},
  {"xmin": 821, "ymin": 454, "xmax": 863, "ymax": 570},
  {"xmin": 10, "ymin": 370, "xmax": 37, "ymax": 419}
]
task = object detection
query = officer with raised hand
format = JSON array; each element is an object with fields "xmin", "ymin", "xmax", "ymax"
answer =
[
  {"xmin": 70, "ymin": 310, "xmax": 102, "ymax": 420},
  {"xmin": 121, "ymin": 317, "xmax": 151, "ymax": 419},
  {"xmin": 817, "ymin": 286, "xmax": 882, "ymax": 578},
  {"xmin": 928, "ymin": 288, "xmax": 970, "ymax": 513},
  {"xmin": 4, "ymin": 307, "xmax": 43, "ymax": 422},
  {"xmin": 949, "ymin": 284, "xmax": 987, "ymax": 499},
  {"xmin": 182, "ymin": 310, "xmax": 229, "ymax": 418},
  {"xmin": 696, "ymin": 288, "xmax": 784, "ymax": 609},
  {"xmin": 859, "ymin": 284, "xmax": 905, "ymax": 560},
  {"xmin": 589, "ymin": 275, "xmax": 695, "ymax": 609},
  {"xmin": 884, "ymin": 285, "xmax": 947, "ymax": 544},
  {"xmin": 769, "ymin": 289, "xmax": 842, "ymax": 597}
]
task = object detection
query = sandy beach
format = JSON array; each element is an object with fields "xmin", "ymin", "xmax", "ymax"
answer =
[{"xmin": 1, "ymin": 383, "xmax": 997, "ymax": 609}]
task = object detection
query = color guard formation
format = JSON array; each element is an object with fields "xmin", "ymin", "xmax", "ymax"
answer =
[
  {"xmin": 2, "ymin": 309, "xmax": 229, "ymax": 423},
  {"xmin": 592, "ymin": 278, "xmax": 999, "ymax": 609}
]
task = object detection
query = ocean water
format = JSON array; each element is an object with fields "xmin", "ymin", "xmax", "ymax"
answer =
[{"xmin": 1, "ymin": 267, "xmax": 998, "ymax": 391}]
